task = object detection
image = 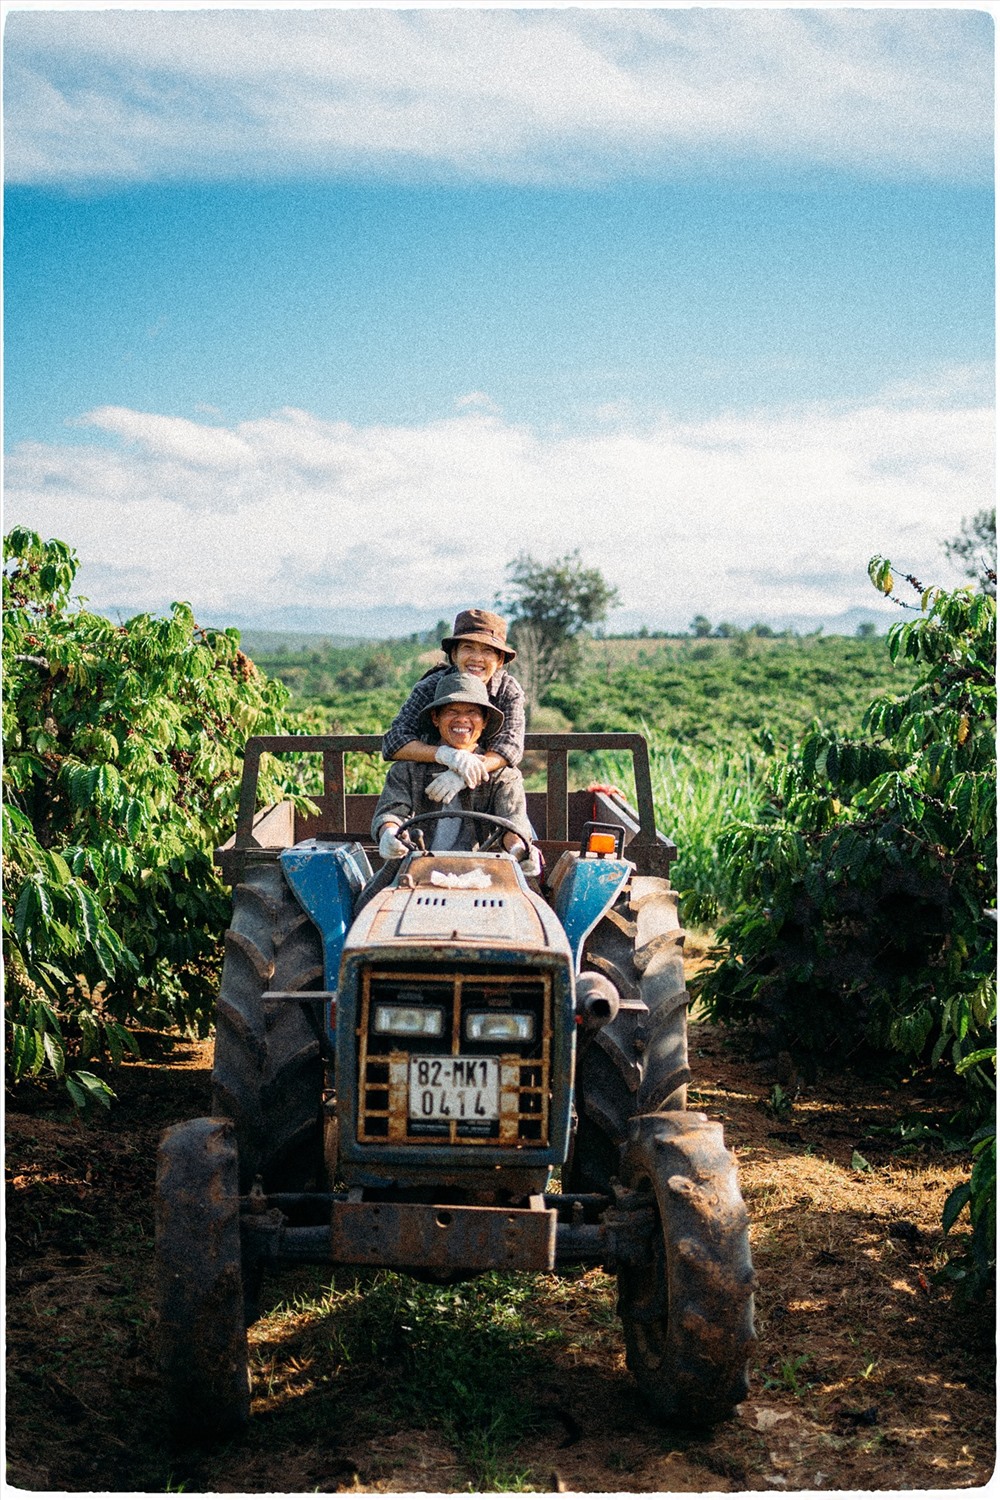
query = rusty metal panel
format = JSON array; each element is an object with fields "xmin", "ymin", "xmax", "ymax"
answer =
[
  {"xmin": 219, "ymin": 732, "xmax": 677, "ymax": 883},
  {"xmin": 323, "ymin": 747, "xmax": 347, "ymax": 835},
  {"xmin": 545, "ymin": 749, "xmax": 569, "ymax": 841},
  {"xmin": 499, "ymin": 1059, "xmax": 521, "ymax": 1144},
  {"xmin": 247, "ymin": 801, "xmax": 296, "ymax": 848},
  {"xmin": 337, "ymin": 943, "xmax": 575, "ymax": 1178},
  {"xmin": 296, "ymin": 793, "xmax": 380, "ymax": 843},
  {"xmin": 329, "ymin": 1199, "xmax": 557, "ymax": 1270},
  {"xmin": 387, "ymin": 1052, "xmax": 409, "ymax": 1140},
  {"xmin": 230, "ymin": 732, "xmax": 662, "ymax": 847}
]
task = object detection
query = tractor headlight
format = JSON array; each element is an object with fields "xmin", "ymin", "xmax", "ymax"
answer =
[
  {"xmin": 465, "ymin": 1011, "xmax": 535, "ymax": 1043},
  {"xmin": 373, "ymin": 1004, "xmax": 445, "ymax": 1038}
]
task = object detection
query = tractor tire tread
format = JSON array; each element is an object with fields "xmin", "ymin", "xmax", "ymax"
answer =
[
  {"xmin": 618, "ymin": 1111, "xmax": 755, "ymax": 1426},
  {"xmin": 572, "ymin": 876, "xmax": 690, "ymax": 1191},
  {"xmin": 211, "ymin": 860, "xmax": 323, "ymax": 1190},
  {"xmin": 155, "ymin": 1117, "xmax": 250, "ymax": 1435}
]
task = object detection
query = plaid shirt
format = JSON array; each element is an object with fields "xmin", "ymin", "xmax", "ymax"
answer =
[{"xmin": 381, "ymin": 664, "xmax": 525, "ymax": 766}]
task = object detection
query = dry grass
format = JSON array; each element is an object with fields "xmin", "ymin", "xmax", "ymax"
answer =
[{"xmin": 6, "ymin": 998, "xmax": 994, "ymax": 1493}]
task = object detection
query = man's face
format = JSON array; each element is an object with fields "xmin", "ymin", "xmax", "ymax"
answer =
[
  {"xmin": 451, "ymin": 640, "xmax": 503, "ymax": 679},
  {"xmin": 431, "ymin": 701, "xmax": 487, "ymax": 750}
]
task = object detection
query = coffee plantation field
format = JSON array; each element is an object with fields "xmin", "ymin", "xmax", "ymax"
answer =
[{"xmin": 252, "ymin": 630, "xmax": 922, "ymax": 756}]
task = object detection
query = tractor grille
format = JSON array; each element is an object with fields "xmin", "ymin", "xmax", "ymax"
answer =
[{"xmin": 357, "ymin": 965, "xmax": 551, "ymax": 1147}]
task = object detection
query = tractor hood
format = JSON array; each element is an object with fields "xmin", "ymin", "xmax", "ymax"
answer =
[{"xmin": 343, "ymin": 853, "xmax": 570, "ymax": 959}]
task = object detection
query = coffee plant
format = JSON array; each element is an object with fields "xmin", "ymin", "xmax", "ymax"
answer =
[
  {"xmin": 701, "ymin": 559, "xmax": 995, "ymax": 1292},
  {"xmin": 3, "ymin": 527, "xmax": 320, "ymax": 1107}
]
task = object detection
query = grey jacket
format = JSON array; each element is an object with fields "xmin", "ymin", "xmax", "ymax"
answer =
[{"xmin": 372, "ymin": 761, "xmax": 533, "ymax": 850}]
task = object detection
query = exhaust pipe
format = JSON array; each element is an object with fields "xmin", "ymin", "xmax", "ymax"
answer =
[{"xmin": 575, "ymin": 971, "xmax": 620, "ymax": 1032}]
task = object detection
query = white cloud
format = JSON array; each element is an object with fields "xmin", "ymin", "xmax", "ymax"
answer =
[
  {"xmin": 455, "ymin": 392, "xmax": 501, "ymax": 415},
  {"xmin": 5, "ymin": 375, "xmax": 992, "ymax": 629},
  {"xmin": 3, "ymin": 8, "xmax": 991, "ymax": 185}
]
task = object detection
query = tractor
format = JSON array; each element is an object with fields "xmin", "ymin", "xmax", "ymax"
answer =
[{"xmin": 155, "ymin": 732, "xmax": 755, "ymax": 1434}]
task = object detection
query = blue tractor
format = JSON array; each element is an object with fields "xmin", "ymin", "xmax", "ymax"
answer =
[{"xmin": 155, "ymin": 732, "xmax": 754, "ymax": 1435}]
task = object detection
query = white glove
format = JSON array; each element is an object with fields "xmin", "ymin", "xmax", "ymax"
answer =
[
  {"xmin": 378, "ymin": 824, "xmax": 409, "ymax": 860},
  {"xmin": 425, "ymin": 770, "xmax": 464, "ymax": 804},
  {"xmin": 434, "ymin": 745, "xmax": 489, "ymax": 788},
  {"xmin": 505, "ymin": 839, "xmax": 542, "ymax": 878}
]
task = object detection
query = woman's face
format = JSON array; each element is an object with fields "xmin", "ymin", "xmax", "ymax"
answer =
[
  {"xmin": 451, "ymin": 640, "xmax": 503, "ymax": 679},
  {"xmin": 431, "ymin": 701, "xmax": 487, "ymax": 750}
]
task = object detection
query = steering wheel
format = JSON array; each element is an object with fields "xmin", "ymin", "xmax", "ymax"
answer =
[{"xmin": 396, "ymin": 809, "xmax": 533, "ymax": 855}]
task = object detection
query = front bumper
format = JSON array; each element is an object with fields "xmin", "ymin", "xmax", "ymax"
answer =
[{"xmin": 240, "ymin": 1191, "xmax": 652, "ymax": 1274}]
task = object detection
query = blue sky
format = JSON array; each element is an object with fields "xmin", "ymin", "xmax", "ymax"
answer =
[{"xmin": 3, "ymin": 5, "xmax": 994, "ymax": 635}]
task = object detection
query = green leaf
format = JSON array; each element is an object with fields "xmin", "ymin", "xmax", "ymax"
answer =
[
  {"xmin": 104, "ymin": 1020, "xmax": 139, "ymax": 1066},
  {"xmin": 64, "ymin": 1076, "xmax": 87, "ymax": 1110},
  {"xmin": 44, "ymin": 849, "xmax": 73, "ymax": 885},
  {"xmin": 68, "ymin": 1070, "xmax": 115, "ymax": 1110},
  {"xmin": 942, "ymin": 1181, "xmax": 973, "ymax": 1234},
  {"xmin": 124, "ymin": 798, "xmax": 144, "ymax": 841},
  {"xmin": 868, "ymin": 556, "xmax": 894, "ymax": 594},
  {"xmin": 42, "ymin": 1029, "xmax": 66, "ymax": 1078},
  {"xmin": 956, "ymin": 1048, "xmax": 996, "ymax": 1075}
]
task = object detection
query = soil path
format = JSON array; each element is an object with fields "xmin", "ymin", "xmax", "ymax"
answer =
[{"xmin": 6, "ymin": 948, "xmax": 994, "ymax": 1493}]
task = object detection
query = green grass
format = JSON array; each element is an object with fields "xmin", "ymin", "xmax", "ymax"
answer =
[
  {"xmin": 585, "ymin": 735, "xmax": 768, "ymax": 926},
  {"xmin": 251, "ymin": 1268, "xmax": 602, "ymax": 1490},
  {"xmin": 762, "ymin": 1353, "xmax": 814, "ymax": 1397}
]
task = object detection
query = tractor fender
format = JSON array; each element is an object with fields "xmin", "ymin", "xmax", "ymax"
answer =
[
  {"xmin": 548, "ymin": 851, "xmax": 632, "ymax": 976},
  {"xmin": 279, "ymin": 840, "xmax": 373, "ymax": 990}
]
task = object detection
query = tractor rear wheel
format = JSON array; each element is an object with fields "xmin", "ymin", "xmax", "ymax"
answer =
[
  {"xmin": 617, "ymin": 1112, "xmax": 755, "ymax": 1426},
  {"xmin": 211, "ymin": 859, "xmax": 324, "ymax": 1191},
  {"xmin": 155, "ymin": 1117, "xmax": 250, "ymax": 1436},
  {"xmin": 569, "ymin": 876, "xmax": 690, "ymax": 1195}
]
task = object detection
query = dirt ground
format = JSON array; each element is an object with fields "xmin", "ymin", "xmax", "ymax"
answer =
[{"xmin": 6, "ymin": 941, "xmax": 995, "ymax": 1494}]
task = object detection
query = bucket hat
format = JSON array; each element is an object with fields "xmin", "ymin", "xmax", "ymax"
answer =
[
  {"xmin": 418, "ymin": 671, "xmax": 505, "ymax": 744},
  {"xmin": 441, "ymin": 608, "xmax": 516, "ymax": 663}
]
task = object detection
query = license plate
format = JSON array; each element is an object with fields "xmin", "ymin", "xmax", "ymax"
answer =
[{"xmin": 409, "ymin": 1056, "xmax": 499, "ymax": 1122}]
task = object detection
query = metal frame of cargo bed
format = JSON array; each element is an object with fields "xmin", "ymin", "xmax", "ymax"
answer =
[{"xmin": 215, "ymin": 732, "xmax": 676, "ymax": 884}]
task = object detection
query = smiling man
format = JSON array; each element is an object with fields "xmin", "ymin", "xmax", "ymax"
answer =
[
  {"xmin": 381, "ymin": 610, "xmax": 526, "ymax": 783},
  {"xmin": 372, "ymin": 671, "xmax": 535, "ymax": 863}
]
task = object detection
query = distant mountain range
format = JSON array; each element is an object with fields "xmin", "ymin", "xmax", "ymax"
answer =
[
  {"xmin": 192, "ymin": 601, "xmax": 895, "ymax": 646},
  {"xmin": 604, "ymin": 604, "xmax": 897, "ymax": 638},
  {"xmin": 197, "ymin": 603, "xmax": 460, "ymax": 644},
  {"xmin": 99, "ymin": 598, "xmax": 896, "ymax": 645}
]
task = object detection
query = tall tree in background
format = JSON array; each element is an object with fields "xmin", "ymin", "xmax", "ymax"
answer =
[
  {"xmin": 944, "ymin": 508, "xmax": 996, "ymax": 596},
  {"xmin": 498, "ymin": 551, "xmax": 620, "ymax": 717}
]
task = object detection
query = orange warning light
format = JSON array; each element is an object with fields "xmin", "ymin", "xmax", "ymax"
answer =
[{"xmin": 587, "ymin": 831, "xmax": 617, "ymax": 855}]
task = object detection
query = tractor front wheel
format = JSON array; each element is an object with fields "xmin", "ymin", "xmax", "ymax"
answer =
[
  {"xmin": 617, "ymin": 1111, "xmax": 755, "ymax": 1426},
  {"xmin": 155, "ymin": 1117, "xmax": 251, "ymax": 1436}
]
